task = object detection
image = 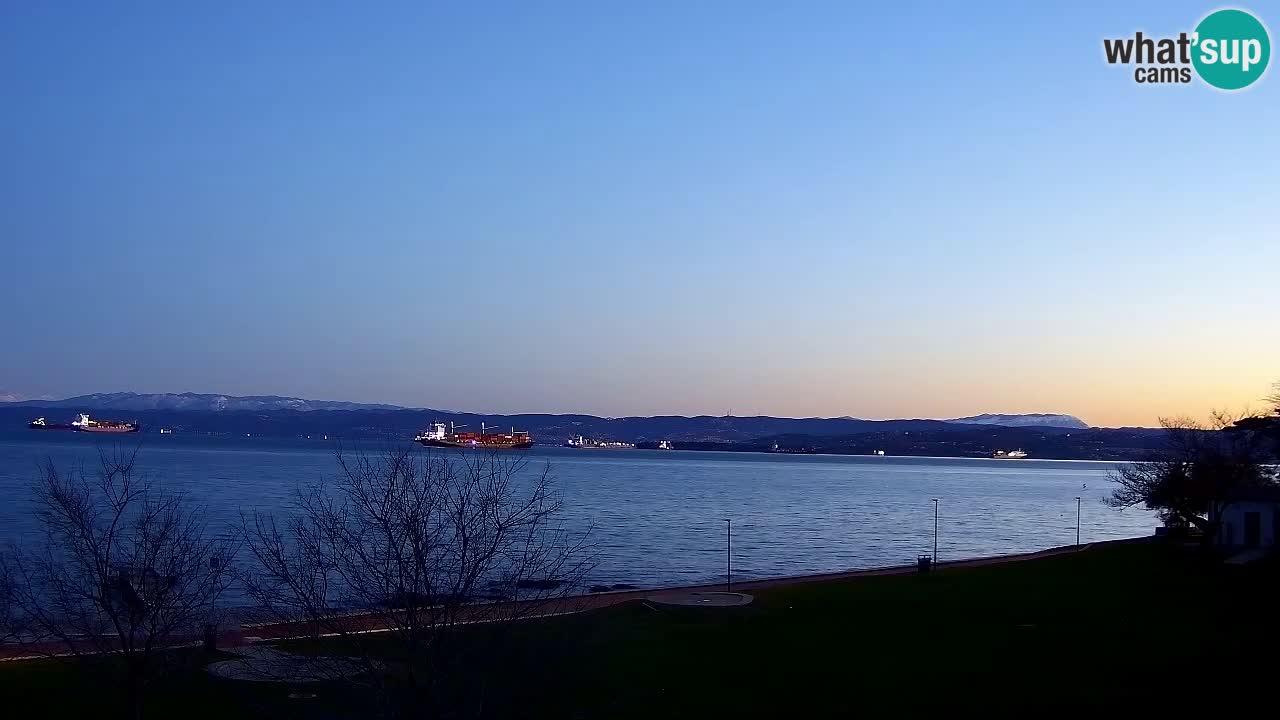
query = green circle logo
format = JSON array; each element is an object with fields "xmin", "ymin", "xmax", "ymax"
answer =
[{"xmin": 1192, "ymin": 9, "xmax": 1270, "ymax": 90}]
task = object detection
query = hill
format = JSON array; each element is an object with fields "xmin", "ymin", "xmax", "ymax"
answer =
[
  {"xmin": 947, "ymin": 413, "xmax": 1089, "ymax": 429},
  {"xmin": 1, "ymin": 394, "xmax": 1162, "ymax": 460},
  {"xmin": 9, "ymin": 392, "xmax": 405, "ymax": 413}
]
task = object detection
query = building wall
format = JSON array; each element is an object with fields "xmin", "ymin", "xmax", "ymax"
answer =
[{"xmin": 1218, "ymin": 501, "xmax": 1280, "ymax": 547}]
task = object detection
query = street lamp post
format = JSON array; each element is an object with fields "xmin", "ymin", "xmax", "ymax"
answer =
[
  {"xmin": 932, "ymin": 498, "xmax": 939, "ymax": 565},
  {"xmin": 725, "ymin": 518, "xmax": 732, "ymax": 592},
  {"xmin": 1075, "ymin": 496, "xmax": 1082, "ymax": 547}
]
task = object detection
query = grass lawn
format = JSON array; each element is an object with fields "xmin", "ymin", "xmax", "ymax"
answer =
[{"xmin": 4, "ymin": 540, "xmax": 1276, "ymax": 717}]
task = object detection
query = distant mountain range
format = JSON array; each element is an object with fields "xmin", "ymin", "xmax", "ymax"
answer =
[
  {"xmin": 0, "ymin": 389, "xmax": 48, "ymax": 404},
  {"xmin": 7, "ymin": 392, "xmax": 405, "ymax": 413},
  {"xmin": 2, "ymin": 391, "xmax": 1157, "ymax": 459},
  {"xmin": 4, "ymin": 392, "xmax": 1092, "ymax": 427},
  {"xmin": 2, "ymin": 392, "xmax": 1093, "ymax": 429},
  {"xmin": 946, "ymin": 413, "xmax": 1089, "ymax": 430}
]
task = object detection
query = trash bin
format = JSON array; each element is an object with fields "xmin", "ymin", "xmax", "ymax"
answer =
[{"xmin": 917, "ymin": 554, "xmax": 932, "ymax": 574}]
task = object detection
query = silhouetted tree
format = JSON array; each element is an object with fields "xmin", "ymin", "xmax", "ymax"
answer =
[
  {"xmin": 7, "ymin": 447, "xmax": 236, "ymax": 719},
  {"xmin": 0, "ymin": 552, "xmax": 16, "ymax": 645},
  {"xmin": 241, "ymin": 446, "xmax": 594, "ymax": 717},
  {"xmin": 1232, "ymin": 382, "xmax": 1280, "ymax": 453},
  {"xmin": 1108, "ymin": 412, "xmax": 1278, "ymax": 538}
]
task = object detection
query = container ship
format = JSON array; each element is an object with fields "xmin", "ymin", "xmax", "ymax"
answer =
[
  {"xmin": 414, "ymin": 422, "xmax": 533, "ymax": 449},
  {"xmin": 29, "ymin": 417, "xmax": 72, "ymax": 430},
  {"xmin": 71, "ymin": 413, "xmax": 140, "ymax": 434}
]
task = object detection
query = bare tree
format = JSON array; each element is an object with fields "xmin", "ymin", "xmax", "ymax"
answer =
[
  {"xmin": 7, "ymin": 447, "xmax": 236, "ymax": 720},
  {"xmin": 1231, "ymin": 382, "xmax": 1280, "ymax": 453},
  {"xmin": 0, "ymin": 551, "xmax": 17, "ymax": 645},
  {"xmin": 1259, "ymin": 381, "xmax": 1280, "ymax": 445},
  {"xmin": 1108, "ymin": 412, "xmax": 1278, "ymax": 539},
  {"xmin": 241, "ymin": 445, "xmax": 594, "ymax": 716}
]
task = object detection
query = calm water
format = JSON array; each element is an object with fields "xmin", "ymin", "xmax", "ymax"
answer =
[{"xmin": 0, "ymin": 432, "xmax": 1155, "ymax": 588}]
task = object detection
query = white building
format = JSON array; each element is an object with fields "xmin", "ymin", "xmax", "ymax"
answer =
[{"xmin": 1214, "ymin": 488, "xmax": 1280, "ymax": 548}]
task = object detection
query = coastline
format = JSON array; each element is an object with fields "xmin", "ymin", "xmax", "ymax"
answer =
[
  {"xmin": 0, "ymin": 537, "xmax": 1149, "ymax": 661},
  {"xmin": 240, "ymin": 536, "xmax": 1148, "ymax": 643}
]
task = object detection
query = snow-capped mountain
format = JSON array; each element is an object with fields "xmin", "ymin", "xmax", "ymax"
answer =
[
  {"xmin": 946, "ymin": 413, "xmax": 1089, "ymax": 429},
  {"xmin": 1, "ymin": 392, "xmax": 1092, "ymax": 430},
  {"xmin": 0, "ymin": 389, "xmax": 54, "ymax": 403},
  {"xmin": 3, "ymin": 392, "xmax": 407, "ymax": 413}
]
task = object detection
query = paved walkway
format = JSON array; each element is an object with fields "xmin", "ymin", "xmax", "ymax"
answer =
[
  {"xmin": 206, "ymin": 645, "xmax": 369, "ymax": 683},
  {"xmin": 3, "ymin": 539, "xmax": 1137, "ymax": 662},
  {"xmin": 242, "ymin": 540, "xmax": 1119, "ymax": 642}
]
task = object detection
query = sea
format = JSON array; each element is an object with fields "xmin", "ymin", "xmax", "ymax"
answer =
[{"xmin": 0, "ymin": 431, "xmax": 1156, "ymax": 589}]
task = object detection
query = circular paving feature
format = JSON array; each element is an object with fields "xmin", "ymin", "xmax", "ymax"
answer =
[{"xmin": 646, "ymin": 591, "xmax": 754, "ymax": 608}]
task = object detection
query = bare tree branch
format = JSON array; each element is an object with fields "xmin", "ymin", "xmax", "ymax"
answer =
[
  {"xmin": 241, "ymin": 445, "xmax": 595, "ymax": 716},
  {"xmin": 6, "ymin": 446, "xmax": 237, "ymax": 720},
  {"xmin": 1108, "ymin": 413, "xmax": 1278, "ymax": 539}
]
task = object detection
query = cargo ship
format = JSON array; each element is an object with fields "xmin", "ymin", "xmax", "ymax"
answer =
[
  {"xmin": 992, "ymin": 449, "xmax": 1029, "ymax": 459},
  {"xmin": 414, "ymin": 422, "xmax": 533, "ymax": 449},
  {"xmin": 769, "ymin": 442, "xmax": 816, "ymax": 455},
  {"xmin": 71, "ymin": 413, "xmax": 140, "ymax": 434},
  {"xmin": 564, "ymin": 435, "xmax": 635, "ymax": 449},
  {"xmin": 29, "ymin": 417, "xmax": 72, "ymax": 430}
]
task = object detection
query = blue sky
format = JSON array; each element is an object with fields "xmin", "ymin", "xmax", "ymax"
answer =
[{"xmin": 2, "ymin": 1, "xmax": 1276, "ymax": 425}]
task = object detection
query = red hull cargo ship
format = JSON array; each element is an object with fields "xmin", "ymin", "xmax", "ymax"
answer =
[
  {"xmin": 414, "ymin": 422, "xmax": 533, "ymax": 449},
  {"xmin": 72, "ymin": 413, "xmax": 140, "ymax": 433}
]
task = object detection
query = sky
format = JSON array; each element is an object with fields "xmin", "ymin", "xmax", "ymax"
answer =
[{"xmin": 1, "ymin": 1, "xmax": 1277, "ymax": 427}]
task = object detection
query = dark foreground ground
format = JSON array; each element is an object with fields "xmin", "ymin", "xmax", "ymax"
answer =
[{"xmin": 3, "ymin": 540, "xmax": 1276, "ymax": 717}]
